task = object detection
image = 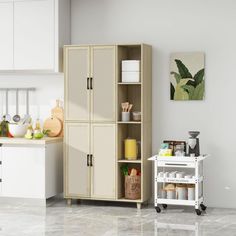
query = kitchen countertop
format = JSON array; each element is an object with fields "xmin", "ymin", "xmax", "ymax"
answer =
[{"xmin": 0, "ymin": 137, "xmax": 63, "ymax": 145}]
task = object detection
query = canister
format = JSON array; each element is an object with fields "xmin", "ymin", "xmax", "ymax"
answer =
[
  {"xmin": 176, "ymin": 172, "xmax": 185, "ymax": 178},
  {"xmin": 124, "ymin": 138, "xmax": 138, "ymax": 160},
  {"xmin": 167, "ymin": 190, "xmax": 176, "ymax": 199},
  {"xmin": 164, "ymin": 184, "xmax": 176, "ymax": 199},
  {"xmin": 176, "ymin": 184, "xmax": 187, "ymax": 200},
  {"xmin": 160, "ymin": 189, "xmax": 166, "ymax": 199},
  {"xmin": 188, "ymin": 184, "xmax": 195, "ymax": 200}
]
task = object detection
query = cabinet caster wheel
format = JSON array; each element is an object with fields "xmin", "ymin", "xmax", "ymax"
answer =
[
  {"xmin": 162, "ymin": 204, "xmax": 167, "ymax": 209},
  {"xmin": 200, "ymin": 204, "xmax": 207, "ymax": 211},
  {"xmin": 155, "ymin": 206, "xmax": 161, "ymax": 213},
  {"xmin": 195, "ymin": 209, "xmax": 202, "ymax": 216}
]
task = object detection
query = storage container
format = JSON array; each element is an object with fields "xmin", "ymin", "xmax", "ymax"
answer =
[
  {"xmin": 167, "ymin": 190, "xmax": 176, "ymax": 199},
  {"xmin": 176, "ymin": 184, "xmax": 187, "ymax": 200},
  {"xmin": 122, "ymin": 60, "xmax": 140, "ymax": 72},
  {"xmin": 125, "ymin": 175, "xmax": 141, "ymax": 199},
  {"xmin": 132, "ymin": 111, "xmax": 141, "ymax": 121},
  {"xmin": 188, "ymin": 184, "xmax": 195, "ymax": 200},
  {"xmin": 160, "ymin": 189, "xmax": 166, "ymax": 199},
  {"xmin": 124, "ymin": 138, "xmax": 138, "ymax": 160},
  {"xmin": 122, "ymin": 112, "xmax": 130, "ymax": 122},
  {"xmin": 122, "ymin": 72, "xmax": 140, "ymax": 83},
  {"xmin": 165, "ymin": 184, "xmax": 176, "ymax": 199},
  {"xmin": 176, "ymin": 172, "xmax": 184, "ymax": 178}
]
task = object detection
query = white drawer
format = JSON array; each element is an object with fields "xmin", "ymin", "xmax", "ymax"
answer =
[
  {"xmin": 122, "ymin": 72, "xmax": 140, "ymax": 82},
  {"xmin": 122, "ymin": 60, "xmax": 140, "ymax": 72},
  {"xmin": 0, "ymin": 166, "xmax": 1, "ymax": 178}
]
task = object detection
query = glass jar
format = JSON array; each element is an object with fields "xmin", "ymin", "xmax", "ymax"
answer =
[{"xmin": 175, "ymin": 144, "xmax": 185, "ymax": 156}]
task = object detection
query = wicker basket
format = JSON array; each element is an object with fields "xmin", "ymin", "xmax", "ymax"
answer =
[{"xmin": 125, "ymin": 175, "xmax": 141, "ymax": 200}]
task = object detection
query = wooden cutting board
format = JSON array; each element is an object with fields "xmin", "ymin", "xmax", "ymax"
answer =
[
  {"xmin": 43, "ymin": 117, "xmax": 62, "ymax": 137},
  {"xmin": 51, "ymin": 100, "xmax": 64, "ymax": 137}
]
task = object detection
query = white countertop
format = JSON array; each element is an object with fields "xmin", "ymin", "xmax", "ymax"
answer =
[{"xmin": 0, "ymin": 137, "xmax": 63, "ymax": 145}]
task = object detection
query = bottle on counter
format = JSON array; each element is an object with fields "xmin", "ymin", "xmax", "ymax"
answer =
[
  {"xmin": 24, "ymin": 122, "xmax": 33, "ymax": 139},
  {"xmin": 33, "ymin": 119, "xmax": 44, "ymax": 139},
  {"xmin": 0, "ymin": 115, "xmax": 9, "ymax": 137}
]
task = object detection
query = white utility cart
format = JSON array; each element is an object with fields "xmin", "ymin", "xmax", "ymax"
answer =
[{"xmin": 149, "ymin": 154, "xmax": 209, "ymax": 215}]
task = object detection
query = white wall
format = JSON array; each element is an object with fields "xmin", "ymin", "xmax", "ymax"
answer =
[
  {"xmin": 0, "ymin": 74, "xmax": 63, "ymax": 124},
  {"xmin": 71, "ymin": 0, "xmax": 236, "ymax": 208}
]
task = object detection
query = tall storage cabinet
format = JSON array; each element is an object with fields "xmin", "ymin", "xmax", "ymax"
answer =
[
  {"xmin": 64, "ymin": 45, "xmax": 116, "ymax": 202},
  {"xmin": 64, "ymin": 44, "xmax": 152, "ymax": 208}
]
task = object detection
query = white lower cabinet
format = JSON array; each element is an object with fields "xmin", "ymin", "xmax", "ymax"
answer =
[
  {"xmin": 0, "ymin": 143, "xmax": 63, "ymax": 200},
  {"xmin": 2, "ymin": 146, "xmax": 45, "ymax": 198},
  {"xmin": 65, "ymin": 123, "xmax": 116, "ymax": 200}
]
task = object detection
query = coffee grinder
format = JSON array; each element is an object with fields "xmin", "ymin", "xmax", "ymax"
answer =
[{"xmin": 188, "ymin": 131, "xmax": 200, "ymax": 156}]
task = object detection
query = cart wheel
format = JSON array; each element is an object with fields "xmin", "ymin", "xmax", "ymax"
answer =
[
  {"xmin": 162, "ymin": 204, "xmax": 167, "ymax": 209},
  {"xmin": 195, "ymin": 209, "xmax": 202, "ymax": 216},
  {"xmin": 155, "ymin": 206, "xmax": 161, "ymax": 213},
  {"xmin": 200, "ymin": 204, "xmax": 207, "ymax": 211}
]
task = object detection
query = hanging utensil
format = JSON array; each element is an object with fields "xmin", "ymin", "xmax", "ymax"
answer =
[
  {"xmin": 22, "ymin": 89, "xmax": 31, "ymax": 124},
  {"xmin": 4, "ymin": 89, "xmax": 11, "ymax": 122},
  {"xmin": 13, "ymin": 89, "xmax": 21, "ymax": 123}
]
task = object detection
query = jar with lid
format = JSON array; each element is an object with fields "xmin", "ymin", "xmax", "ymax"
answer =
[{"xmin": 175, "ymin": 144, "xmax": 185, "ymax": 156}]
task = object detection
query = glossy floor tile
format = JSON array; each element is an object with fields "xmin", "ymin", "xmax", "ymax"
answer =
[{"xmin": 0, "ymin": 199, "xmax": 236, "ymax": 236}]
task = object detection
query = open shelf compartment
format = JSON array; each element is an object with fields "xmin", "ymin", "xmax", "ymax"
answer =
[
  {"xmin": 117, "ymin": 124, "xmax": 141, "ymax": 161},
  {"xmin": 117, "ymin": 85, "xmax": 141, "ymax": 122},
  {"xmin": 117, "ymin": 162, "xmax": 142, "ymax": 201},
  {"xmin": 117, "ymin": 45, "xmax": 141, "ymax": 83}
]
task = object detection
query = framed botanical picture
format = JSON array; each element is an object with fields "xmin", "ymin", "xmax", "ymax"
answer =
[{"xmin": 170, "ymin": 52, "xmax": 205, "ymax": 100}]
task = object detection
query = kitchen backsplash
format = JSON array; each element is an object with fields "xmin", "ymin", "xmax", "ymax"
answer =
[{"xmin": 0, "ymin": 74, "xmax": 64, "ymax": 121}]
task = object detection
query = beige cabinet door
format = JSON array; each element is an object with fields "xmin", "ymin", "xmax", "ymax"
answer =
[
  {"xmin": 65, "ymin": 123, "xmax": 90, "ymax": 198},
  {"xmin": 91, "ymin": 124, "xmax": 116, "ymax": 199},
  {"xmin": 91, "ymin": 46, "xmax": 116, "ymax": 122},
  {"xmin": 65, "ymin": 47, "xmax": 90, "ymax": 121}
]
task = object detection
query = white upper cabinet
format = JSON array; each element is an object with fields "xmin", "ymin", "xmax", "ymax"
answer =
[
  {"xmin": 0, "ymin": 2, "xmax": 14, "ymax": 70},
  {"xmin": 14, "ymin": 0, "xmax": 54, "ymax": 70},
  {"xmin": 0, "ymin": 0, "xmax": 70, "ymax": 72}
]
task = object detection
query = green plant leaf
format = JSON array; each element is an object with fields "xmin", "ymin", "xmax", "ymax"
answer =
[
  {"xmin": 174, "ymin": 85, "xmax": 189, "ymax": 100},
  {"xmin": 178, "ymin": 78, "xmax": 194, "ymax": 87},
  {"xmin": 186, "ymin": 80, "xmax": 196, "ymax": 88},
  {"xmin": 170, "ymin": 83, "xmax": 175, "ymax": 100},
  {"xmin": 192, "ymin": 81, "xmax": 205, "ymax": 100},
  {"xmin": 171, "ymin": 72, "xmax": 182, "ymax": 84},
  {"xmin": 175, "ymin": 59, "xmax": 192, "ymax": 78},
  {"xmin": 182, "ymin": 85, "xmax": 195, "ymax": 99},
  {"xmin": 193, "ymin": 68, "xmax": 204, "ymax": 86}
]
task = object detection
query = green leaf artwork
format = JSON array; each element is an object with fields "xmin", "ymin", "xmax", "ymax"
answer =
[{"xmin": 170, "ymin": 53, "xmax": 205, "ymax": 100}]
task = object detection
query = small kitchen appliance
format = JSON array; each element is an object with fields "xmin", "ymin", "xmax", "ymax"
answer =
[{"xmin": 188, "ymin": 131, "xmax": 200, "ymax": 157}]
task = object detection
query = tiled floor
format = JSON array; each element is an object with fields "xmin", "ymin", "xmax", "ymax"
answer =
[{"xmin": 0, "ymin": 199, "xmax": 236, "ymax": 236}]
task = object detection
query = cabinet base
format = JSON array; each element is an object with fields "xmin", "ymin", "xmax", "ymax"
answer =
[
  {"xmin": 67, "ymin": 198, "xmax": 72, "ymax": 206},
  {"xmin": 137, "ymin": 203, "xmax": 142, "ymax": 209}
]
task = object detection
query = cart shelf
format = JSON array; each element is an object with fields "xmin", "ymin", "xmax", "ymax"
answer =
[{"xmin": 156, "ymin": 176, "xmax": 203, "ymax": 184}]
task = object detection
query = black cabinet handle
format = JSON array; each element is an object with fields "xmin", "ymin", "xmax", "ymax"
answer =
[
  {"xmin": 0, "ymin": 161, "xmax": 2, "ymax": 165},
  {"xmin": 90, "ymin": 154, "xmax": 93, "ymax": 167},
  {"xmin": 90, "ymin": 77, "xmax": 93, "ymax": 90},
  {"xmin": 87, "ymin": 77, "xmax": 90, "ymax": 90},
  {"xmin": 87, "ymin": 154, "xmax": 90, "ymax": 166}
]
